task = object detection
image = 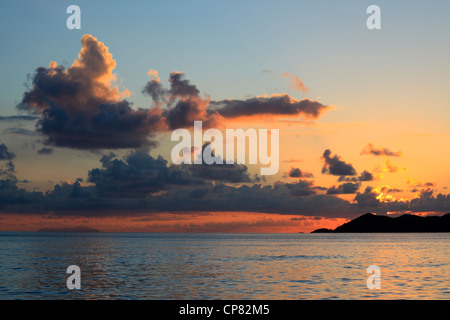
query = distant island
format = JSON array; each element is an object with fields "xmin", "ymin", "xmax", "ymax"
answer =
[
  {"xmin": 38, "ymin": 226, "xmax": 101, "ymax": 233},
  {"xmin": 311, "ymin": 213, "xmax": 450, "ymax": 233}
]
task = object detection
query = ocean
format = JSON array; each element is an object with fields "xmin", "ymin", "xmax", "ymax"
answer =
[{"xmin": 0, "ymin": 232, "xmax": 448, "ymax": 299}]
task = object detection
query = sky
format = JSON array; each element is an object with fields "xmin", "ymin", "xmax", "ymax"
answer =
[{"xmin": 0, "ymin": 0, "xmax": 449, "ymax": 232}]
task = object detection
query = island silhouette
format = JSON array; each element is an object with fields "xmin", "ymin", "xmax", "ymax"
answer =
[{"xmin": 312, "ymin": 213, "xmax": 450, "ymax": 233}]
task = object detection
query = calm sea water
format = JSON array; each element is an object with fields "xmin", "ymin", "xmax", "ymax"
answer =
[{"xmin": 0, "ymin": 232, "xmax": 448, "ymax": 299}]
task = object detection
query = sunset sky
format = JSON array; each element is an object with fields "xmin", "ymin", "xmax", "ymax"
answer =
[{"xmin": 1, "ymin": 0, "xmax": 449, "ymax": 232}]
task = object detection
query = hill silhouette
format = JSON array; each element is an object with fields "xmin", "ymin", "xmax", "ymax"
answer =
[{"xmin": 311, "ymin": 213, "xmax": 450, "ymax": 233}]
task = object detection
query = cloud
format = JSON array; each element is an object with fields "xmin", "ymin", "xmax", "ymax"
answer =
[
  {"xmin": 168, "ymin": 71, "xmax": 201, "ymax": 98},
  {"xmin": 338, "ymin": 170, "xmax": 374, "ymax": 182},
  {"xmin": 385, "ymin": 160, "xmax": 405, "ymax": 173},
  {"xmin": 0, "ymin": 179, "xmax": 44, "ymax": 212},
  {"xmin": 3, "ymin": 127, "xmax": 36, "ymax": 136},
  {"xmin": 147, "ymin": 69, "xmax": 160, "ymax": 81},
  {"xmin": 373, "ymin": 159, "xmax": 406, "ymax": 175},
  {"xmin": 354, "ymin": 184, "xmax": 450, "ymax": 213},
  {"xmin": 0, "ymin": 144, "xmax": 15, "ymax": 160},
  {"xmin": 283, "ymin": 159, "xmax": 303, "ymax": 163},
  {"xmin": 374, "ymin": 185, "xmax": 403, "ymax": 193},
  {"xmin": 327, "ymin": 182, "xmax": 360, "ymax": 194},
  {"xmin": 87, "ymin": 147, "xmax": 259, "ymax": 199},
  {"xmin": 282, "ymin": 73, "xmax": 309, "ymax": 93},
  {"xmin": 18, "ymin": 34, "xmax": 165, "ymax": 149},
  {"xmin": 210, "ymin": 94, "xmax": 328, "ymax": 120},
  {"xmin": 276, "ymin": 179, "xmax": 320, "ymax": 197},
  {"xmin": 37, "ymin": 147, "xmax": 54, "ymax": 155},
  {"xmin": 0, "ymin": 143, "xmax": 17, "ymax": 181},
  {"xmin": 162, "ymin": 72, "xmax": 224, "ymax": 130},
  {"xmin": 361, "ymin": 143, "xmax": 402, "ymax": 157},
  {"xmin": 354, "ymin": 187, "xmax": 382, "ymax": 208},
  {"xmin": 87, "ymin": 150, "xmax": 202, "ymax": 198},
  {"xmin": 321, "ymin": 149, "xmax": 357, "ymax": 176},
  {"xmin": 405, "ymin": 178, "xmax": 436, "ymax": 195},
  {"xmin": 0, "ymin": 161, "xmax": 16, "ymax": 181},
  {"xmin": 288, "ymin": 168, "xmax": 314, "ymax": 178},
  {"xmin": 187, "ymin": 161, "xmax": 256, "ymax": 184},
  {"xmin": 358, "ymin": 170, "xmax": 374, "ymax": 181},
  {"xmin": 187, "ymin": 143, "xmax": 261, "ymax": 183},
  {"xmin": 406, "ymin": 178, "xmax": 435, "ymax": 189},
  {"xmin": 164, "ymin": 98, "xmax": 218, "ymax": 130},
  {"xmin": 142, "ymin": 81, "xmax": 165, "ymax": 104},
  {"xmin": 0, "ymin": 115, "xmax": 39, "ymax": 121}
]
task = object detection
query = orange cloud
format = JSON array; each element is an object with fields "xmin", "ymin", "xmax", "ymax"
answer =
[
  {"xmin": 147, "ymin": 69, "xmax": 160, "ymax": 82},
  {"xmin": 374, "ymin": 159, "xmax": 406, "ymax": 177},
  {"xmin": 373, "ymin": 185, "xmax": 407, "ymax": 203},
  {"xmin": 361, "ymin": 143, "xmax": 402, "ymax": 157},
  {"xmin": 282, "ymin": 73, "xmax": 309, "ymax": 92}
]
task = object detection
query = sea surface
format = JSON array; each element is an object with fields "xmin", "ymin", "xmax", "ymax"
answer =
[{"xmin": 0, "ymin": 232, "xmax": 448, "ymax": 299}]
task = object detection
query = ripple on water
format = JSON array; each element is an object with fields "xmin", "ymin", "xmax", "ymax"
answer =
[{"xmin": 0, "ymin": 232, "xmax": 448, "ymax": 299}]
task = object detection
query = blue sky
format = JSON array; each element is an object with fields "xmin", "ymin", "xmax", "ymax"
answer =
[{"xmin": 1, "ymin": 0, "xmax": 449, "ymax": 120}]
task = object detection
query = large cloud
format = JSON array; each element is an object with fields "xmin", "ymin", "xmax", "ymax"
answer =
[{"xmin": 18, "ymin": 34, "xmax": 165, "ymax": 149}]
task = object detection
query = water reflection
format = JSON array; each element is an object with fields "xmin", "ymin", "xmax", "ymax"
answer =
[{"xmin": 0, "ymin": 232, "xmax": 448, "ymax": 299}]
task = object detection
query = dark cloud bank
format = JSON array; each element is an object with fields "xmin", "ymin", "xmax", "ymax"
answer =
[{"xmin": 1, "ymin": 146, "xmax": 449, "ymax": 218}]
